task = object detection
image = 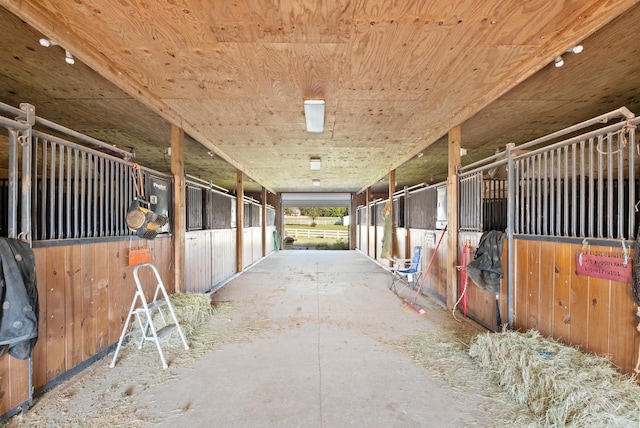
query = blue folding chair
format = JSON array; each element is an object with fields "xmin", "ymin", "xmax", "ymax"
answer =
[{"xmin": 389, "ymin": 246, "xmax": 422, "ymax": 294}]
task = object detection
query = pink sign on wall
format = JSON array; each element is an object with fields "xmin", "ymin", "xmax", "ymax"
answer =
[{"xmin": 575, "ymin": 253, "xmax": 633, "ymax": 283}]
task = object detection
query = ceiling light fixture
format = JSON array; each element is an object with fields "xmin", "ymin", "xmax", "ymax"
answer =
[
  {"xmin": 64, "ymin": 50, "xmax": 75, "ymax": 65},
  {"xmin": 310, "ymin": 156, "xmax": 321, "ymax": 170},
  {"xmin": 554, "ymin": 56, "xmax": 564, "ymax": 68},
  {"xmin": 568, "ymin": 45, "xmax": 583, "ymax": 54},
  {"xmin": 39, "ymin": 38, "xmax": 58, "ymax": 47},
  {"xmin": 304, "ymin": 100, "xmax": 325, "ymax": 133},
  {"xmin": 40, "ymin": 37, "xmax": 75, "ymax": 65},
  {"xmin": 312, "ymin": 179, "xmax": 320, "ymax": 186}
]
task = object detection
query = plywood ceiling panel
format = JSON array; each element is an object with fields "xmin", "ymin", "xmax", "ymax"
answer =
[{"xmin": 0, "ymin": 0, "xmax": 637, "ymax": 195}]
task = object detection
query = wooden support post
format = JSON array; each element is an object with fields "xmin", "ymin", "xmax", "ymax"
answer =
[
  {"xmin": 350, "ymin": 192, "xmax": 357, "ymax": 250},
  {"xmin": 275, "ymin": 192, "xmax": 283, "ymax": 251},
  {"xmin": 447, "ymin": 126, "xmax": 461, "ymax": 310},
  {"xmin": 389, "ymin": 169, "xmax": 396, "ymax": 259},
  {"xmin": 404, "ymin": 186, "xmax": 411, "ymax": 259},
  {"xmin": 236, "ymin": 170, "xmax": 244, "ymax": 273},
  {"xmin": 170, "ymin": 125, "xmax": 185, "ymax": 293},
  {"xmin": 365, "ymin": 187, "xmax": 370, "ymax": 257},
  {"xmin": 261, "ymin": 187, "xmax": 267, "ymax": 257}
]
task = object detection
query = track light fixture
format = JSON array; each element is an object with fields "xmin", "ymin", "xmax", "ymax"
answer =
[
  {"xmin": 65, "ymin": 50, "xmax": 75, "ymax": 65},
  {"xmin": 39, "ymin": 38, "xmax": 58, "ymax": 47},
  {"xmin": 554, "ymin": 45, "xmax": 583, "ymax": 68},
  {"xmin": 39, "ymin": 37, "xmax": 75, "ymax": 65},
  {"xmin": 567, "ymin": 45, "xmax": 583, "ymax": 54},
  {"xmin": 554, "ymin": 56, "xmax": 564, "ymax": 68}
]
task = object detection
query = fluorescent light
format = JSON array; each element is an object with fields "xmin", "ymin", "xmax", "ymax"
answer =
[
  {"xmin": 304, "ymin": 100, "xmax": 325, "ymax": 133},
  {"xmin": 312, "ymin": 179, "xmax": 320, "ymax": 186},
  {"xmin": 310, "ymin": 157, "xmax": 321, "ymax": 170}
]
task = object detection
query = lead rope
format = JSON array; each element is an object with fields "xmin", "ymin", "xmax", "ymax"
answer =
[
  {"xmin": 130, "ymin": 162, "xmax": 144, "ymax": 200},
  {"xmin": 633, "ymin": 230, "xmax": 640, "ymax": 378},
  {"xmin": 452, "ymin": 242, "xmax": 469, "ymax": 322}
]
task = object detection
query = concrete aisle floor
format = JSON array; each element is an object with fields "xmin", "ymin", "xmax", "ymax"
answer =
[{"xmin": 142, "ymin": 250, "xmax": 493, "ymax": 428}]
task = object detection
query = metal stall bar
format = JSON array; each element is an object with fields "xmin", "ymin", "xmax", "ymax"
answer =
[
  {"xmin": 617, "ymin": 130, "xmax": 624, "ymax": 239},
  {"xmin": 597, "ymin": 135, "xmax": 604, "ymax": 238},
  {"xmin": 7, "ymin": 129, "xmax": 19, "ymax": 239},
  {"xmin": 506, "ymin": 143, "xmax": 515, "ymax": 328},
  {"xmin": 563, "ymin": 146, "xmax": 569, "ymax": 237},
  {"xmin": 571, "ymin": 143, "xmax": 577, "ymax": 237},
  {"xmin": 31, "ymin": 129, "xmax": 169, "ymax": 240},
  {"xmin": 588, "ymin": 137, "xmax": 595, "ymax": 237},
  {"xmin": 73, "ymin": 149, "xmax": 79, "ymax": 238},
  {"xmin": 579, "ymin": 140, "xmax": 586, "ymax": 237},
  {"xmin": 536, "ymin": 154, "xmax": 542, "ymax": 234},
  {"xmin": 629, "ymin": 128, "xmax": 636, "ymax": 239},
  {"xmin": 607, "ymin": 133, "xmax": 614, "ymax": 238},
  {"xmin": 543, "ymin": 151, "xmax": 548, "ymax": 236}
]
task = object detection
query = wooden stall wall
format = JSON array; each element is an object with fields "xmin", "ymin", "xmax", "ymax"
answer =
[
  {"xmin": 408, "ymin": 228, "xmax": 448, "ymax": 302},
  {"xmin": 185, "ymin": 229, "xmax": 237, "ymax": 293},
  {"xmin": 368, "ymin": 226, "xmax": 376, "ymax": 259},
  {"xmin": 265, "ymin": 225, "xmax": 276, "ymax": 254},
  {"xmin": 252, "ymin": 227, "xmax": 263, "ymax": 263},
  {"xmin": 0, "ymin": 237, "xmax": 173, "ymax": 416},
  {"xmin": 375, "ymin": 225, "xmax": 385, "ymax": 264},
  {"xmin": 395, "ymin": 228, "xmax": 407, "ymax": 260},
  {"xmin": 512, "ymin": 239, "xmax": 639, "ymax": 375},
  {"xmin": 241, "ymin": 227, "xmax": 263, "ymax": 269}
]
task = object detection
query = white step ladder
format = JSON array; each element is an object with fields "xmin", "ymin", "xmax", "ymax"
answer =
[{"xmin": 110, "ymin": 263, "xmax": 189, "ymax": 369}]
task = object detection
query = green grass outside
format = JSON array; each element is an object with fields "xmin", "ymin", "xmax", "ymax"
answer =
[
  {"xmin": 283, "ymin": 236, "xmax": 349, "ymax": 250},
  {"xmin": 283, "ymin": 221, "xmax": 349, "ymax": 250}
]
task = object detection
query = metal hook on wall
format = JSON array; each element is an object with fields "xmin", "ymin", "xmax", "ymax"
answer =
[{"xmin": 578, "ymin": 238, "xmax": 588, "ymax": 266}]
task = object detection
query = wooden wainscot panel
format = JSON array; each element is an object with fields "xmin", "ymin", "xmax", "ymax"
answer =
[
  {"xmin": 0, "ymin": 237, "xmax": 174, "ymax": 417},
  {"xmin": 537, "ymin": 241, "xmax": 555, "ymax": 337},
  {"xmin": 80, "ymin": 243, "xmax": 97, "ymax": 363},
  {"xmin": 32, "ymin": 247, "xmax": 48, "ymax": 391},
  {"xmin": 568, "ymin": 243, "xmax": 590, "ymax": 350},
  {"xmin": 66, "ymin": 244, "xmax": 84, "ymax": 370},
  {"xmin": 8, "ymin": 357, "xmax": 29, "ymax": 411},
  {"xmin": 515, "ymin": 240, "xmax": 639, "ymax": 376},
  {"xmin": 552, "ymin": 242, "xmax": 572, "ymax": 340},
  {"xmin": 93, "ymin": 244, "xmax": 110, "ymax": 353},
  {"xmin": 0, "ymin": 342, "xmax": 9, "ymax": 415},
  {"xmin": 608, "ymin": 254, "xmax": 638, "ymax": 374},
  {"xmin": 45, "ymin": 246, "xmax": 66, "ymax": 380},
  {"xmin": 525, "ymin": 240, "xmax": 541, "ymax": 331},
  {"xmin": 514, "ymin": 239, "xmax": 528, "ymax": 330}
]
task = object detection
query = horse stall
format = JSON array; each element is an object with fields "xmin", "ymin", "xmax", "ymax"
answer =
[
  {"xmin": 457, "ymin": 108, "xmax": 640, "ymax": 375},
  {"xmin": 184, "ymin": 180, "xmax": 237, "ymax": 294},
  {"xmin": 0, "ymin": 102, "xmax": 174, "ymax": 418},
  {"xmin": 405, "ymin": 184, "xmax": 448, "ymax": 303},
  {"xmin": 355, "ymin": 107, "xmax": 640, "ymax": 376}
]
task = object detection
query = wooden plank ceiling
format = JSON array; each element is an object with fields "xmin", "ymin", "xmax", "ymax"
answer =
[{"xmin": 0, "ymin": 0, "xmax": 638, "ymax": 195}]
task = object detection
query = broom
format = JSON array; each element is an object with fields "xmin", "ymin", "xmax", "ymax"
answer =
[{"xmin": 402, "ymin": 226, "xmax": 447, "ymax": 315}]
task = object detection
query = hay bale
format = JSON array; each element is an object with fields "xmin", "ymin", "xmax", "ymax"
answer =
[
  {"xmin": 167, "ymin": 292, "xmax": 214, "ymax": 338},
  {"xmin": 469, "ymin": 330, "xmax": 640, "ymax": 427}
]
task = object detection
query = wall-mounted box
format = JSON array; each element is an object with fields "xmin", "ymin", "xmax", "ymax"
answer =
[{"xmin": 436, "ymin": 186, "xmax": 447, "ymax": 230}]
